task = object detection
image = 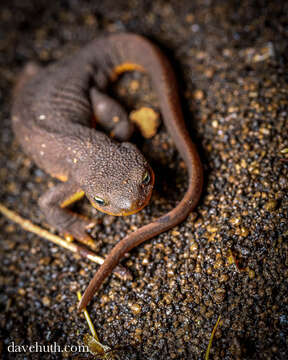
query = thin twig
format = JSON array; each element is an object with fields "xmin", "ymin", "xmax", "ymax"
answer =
[
  {"xmin": 205, "ymin": 315, "xmax": 221, "ymax": 360},
  {"xmin": 77, "ymin": 291, "xmax": 98, "ymax": 339},
  {"xmin": 0, "ymin": 203, "xmax": 131, "ymax": 280},
  {"xmin": 77, "ymin": 291, "xmax": 112, "ymax": 359}
]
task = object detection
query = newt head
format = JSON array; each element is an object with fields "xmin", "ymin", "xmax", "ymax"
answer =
[{"xmin": 81, "ymin": 142, "xmax": 154, "ymax": 216}]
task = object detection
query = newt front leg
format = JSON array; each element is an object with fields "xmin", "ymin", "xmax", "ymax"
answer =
[{"xmin": 38, "ymin": 180, "xmax": 97, "ymax": 248}]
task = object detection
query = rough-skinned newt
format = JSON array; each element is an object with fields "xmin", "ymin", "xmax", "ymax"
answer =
[{"xmin": 11, "ymin": 33, "xmax": 203, "ymax": 311}]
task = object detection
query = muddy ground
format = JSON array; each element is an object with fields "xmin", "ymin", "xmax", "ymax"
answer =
[{"xmin": 0, "ymin": 0, "xmax": 287, "ymax": 359}]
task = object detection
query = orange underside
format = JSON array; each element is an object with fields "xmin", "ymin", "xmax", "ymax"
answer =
[
  {"xmin": 110, "ymin": 62, "xmax": 145, "ymax": 81},
  {"xmin": 60, "ymin": 190, "xmax": 85, "ymax": 208},
  {"xmin": 54, "ymin": 174, "xmax": 68, "ymax": 182},
  {"xmin": 90, "ymin": 191, "xmax": 152, "ymax": 216}
]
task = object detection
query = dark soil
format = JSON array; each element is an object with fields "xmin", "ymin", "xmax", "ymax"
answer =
[{"xmin": 0, "ymin": 0, "xmax": 287, "ymax": 359}]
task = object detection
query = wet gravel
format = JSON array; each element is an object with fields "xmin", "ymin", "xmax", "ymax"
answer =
[{"xmin": 0, "ymin": 0, "xmax": 287, "ymax": 359}]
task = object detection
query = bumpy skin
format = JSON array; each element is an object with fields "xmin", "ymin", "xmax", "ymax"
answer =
[
  {"xmin": 12, "ymin": 35, "xmax": 155, "ymax": 244},
  {"xmin": 11, "ymin": 33, "xmax": 203, "ymax": 310}
]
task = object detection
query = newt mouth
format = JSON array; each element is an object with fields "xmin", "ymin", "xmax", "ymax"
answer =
[{"xmin": 90, "ymin": 169, "xmax": 155, "ymax": 216}]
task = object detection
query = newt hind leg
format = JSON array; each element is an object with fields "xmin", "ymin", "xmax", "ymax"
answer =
[
  {"xmin": 90, "ymin": 87, "xmax": 134, "ymax": 141},
  {"xmin": 38, "ymin": 181, "xmax": 97, "ymax": 249}
]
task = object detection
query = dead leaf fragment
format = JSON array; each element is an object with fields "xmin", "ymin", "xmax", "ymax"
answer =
[{"xmin": 130, "ymin": 107, "xmax": 160, "ymax": 138}]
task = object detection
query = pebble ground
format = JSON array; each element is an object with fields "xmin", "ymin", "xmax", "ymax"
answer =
[{"xmin": 0, "ymin": 1, "xmax": 287, "ymax": 359}]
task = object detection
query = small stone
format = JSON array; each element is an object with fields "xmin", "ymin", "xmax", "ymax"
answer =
[
  {"xmin": 207, "ymin": 225, "xmax": 218, "ymax": 233},
  {"xmin": 214, "ymin": 258, "xmax": 223, "ymax": 269},
  {"xmin": 212, "ymin": 120, "xmax": 218, "ymax": 128},
  {"xmin": 64, "ymin": 234, "xmax": 74, "ymax": 243},
  {"xmin": 264, "ymin": 200, "xmax": 277, "ymax": 211},
  {"xmin": 18, "ymin": 288, "xmax": 26, "ymax": 296},
  {"xmin": 248, "ymin": 268, "xmax": 255, "ymax": 279},
  {"xmin": 100, "ymin": 295, "xmax": 110, "ymax": 305},
  {"xmin": 189, "ymin": 241, "xmax": 198, "ymax": 252},
  {"xmin": 4, "ymin": 224, "xmax": 16, "ymax": 233},
  {"xmin": 103, "ymin": 215, "xmax": 115, "ymax": 226},
  {"xmin": 193, "ymin": 89, "xmax": 204, "ymax": 100},
  {"xmin": 130, "ymin": 303, "xmax": 141, "ymax": 315},
  {"xmin": 230, "ymin": 217, "xmax": 242, "ymax": 226},
  {"xmin": 240, "ymin": 227, "xmax": 249, "ymax": 237},
  {"xmin": 42, "ymin": 296, "xmax": 51, "ymax": 306},
  {"xmin": 219, "ymin": 274, "xmax": 229, "ymax": 282},
  {"xmin": 213, "ymin": 288, "xmax": 226, "ymax": 303}
]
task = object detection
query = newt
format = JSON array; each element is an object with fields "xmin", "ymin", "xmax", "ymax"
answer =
[{"xmin": 11, "ymin": 33, "xmax": 203, "ymax": 311}]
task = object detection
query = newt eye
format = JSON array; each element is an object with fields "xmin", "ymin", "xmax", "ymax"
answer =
[
  {"xmin": 94, "ymin": 196, "xmax": 106, "ymax": 206},
  {"xmin": 142, "ymin": 171, "xmax": 151, "ymax": 185}
]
